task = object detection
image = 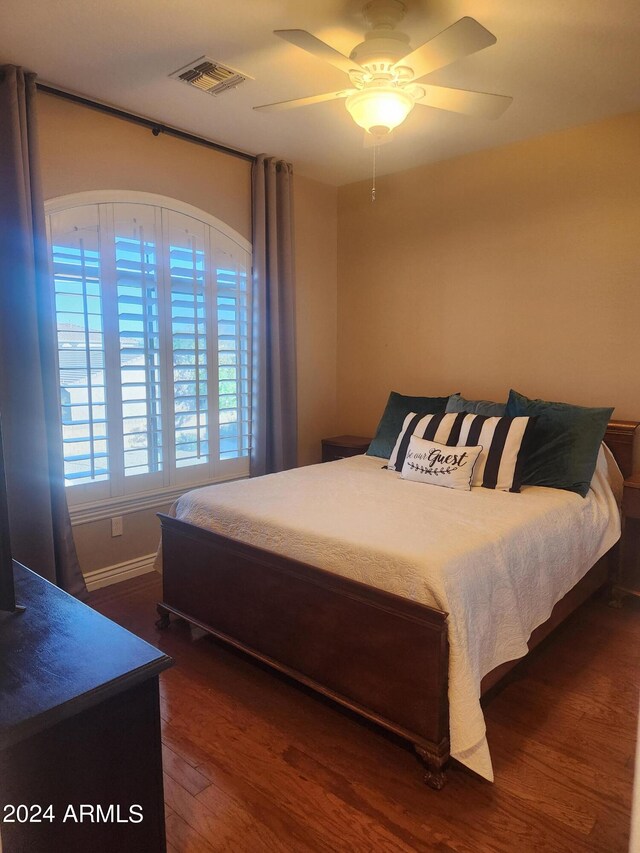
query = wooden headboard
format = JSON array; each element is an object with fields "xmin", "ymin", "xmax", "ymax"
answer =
[{"xmin": 604, "ymin": 420, "xmax": 639, "ymax": 479}]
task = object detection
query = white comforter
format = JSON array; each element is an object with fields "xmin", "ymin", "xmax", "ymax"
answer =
[{"xmin": 170, "ymin": 447, "xmax": 622, "ymax": 781}]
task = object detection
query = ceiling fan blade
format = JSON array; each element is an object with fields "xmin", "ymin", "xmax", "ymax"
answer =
[
  {"xmin": 254, "ymin": 90, "xmax": 353, "ymax": 112},
  {"xmin": 393, "ymin": 17, "xmax": 497, "ymax": 81},
  {"xmin": 416, "ymin": 84, "xmax": 512, "ymax": 119},
  {"xmin": 274, "ymin": 29, "xmax": 363, "ymax": 76}
]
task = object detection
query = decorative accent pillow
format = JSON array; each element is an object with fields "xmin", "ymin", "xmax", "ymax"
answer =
[
  {"xmin": 446, "ymin": 392, "xmax": 506, "ymax": 417},
  {"xmin": 366, "ymin": 391, "xmax": 451, "ymax": 459},
  {"xmin": 401, "ymin": 435, "xmax": 483, "ymax": 491},
  {"xmin": 505, "ymin": 389, "xmax": 614, "ymax": 497},
  {"xmin": 388, "ymin": 411, "xmax": 535, "ymax": 492}
]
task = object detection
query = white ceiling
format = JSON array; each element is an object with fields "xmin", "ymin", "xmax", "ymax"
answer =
[{"xmin": 1, "ymin": 0, "xmax": 640, "ymax": 185}]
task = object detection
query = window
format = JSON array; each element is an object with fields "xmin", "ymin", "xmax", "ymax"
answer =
[{"xmin": 46, "ymin": 192, "xmax": 251, "ymax": 506}]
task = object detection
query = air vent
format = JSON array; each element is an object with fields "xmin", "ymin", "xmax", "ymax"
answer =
[{"xmin": 170, "ymin": 56, "xmax": 251, "ymax": 96}]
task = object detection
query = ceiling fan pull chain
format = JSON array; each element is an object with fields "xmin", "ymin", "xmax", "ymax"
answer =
[{"xmin": 371, "ymin": 142, "xmax": 377, "ymax": 203}]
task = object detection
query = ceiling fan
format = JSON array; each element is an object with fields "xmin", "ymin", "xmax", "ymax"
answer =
[{"xmin": 254, "ymin": 0, "xmax": 512, "ymax": 140}]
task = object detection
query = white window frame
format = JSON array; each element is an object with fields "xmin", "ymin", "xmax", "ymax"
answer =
[{"xmin": 45, "ymin": 191, "xmax": 252, "ymax": 517}]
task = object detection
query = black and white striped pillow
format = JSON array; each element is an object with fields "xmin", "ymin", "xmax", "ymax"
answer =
[{"xmin": 388, "ymin": 411, "xmax": 534, "ymax": 492}]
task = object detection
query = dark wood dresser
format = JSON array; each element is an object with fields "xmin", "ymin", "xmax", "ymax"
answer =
[{"xmin": 0, "ymin": 562, "xmax": 172, "ymax": 853}]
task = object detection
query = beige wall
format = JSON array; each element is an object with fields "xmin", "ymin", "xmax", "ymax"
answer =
[
  {"xmin": 337, "ymin": 111, "xmax": 640, "ymax": 437},
  {"xmin": 38, "ymin": 93, "xmax": 337, "ymax": 578},
  {"xmin": 73, "ymin": 503, "xmax": 173, "ymax": 575},
  {"xmin": 38, "ymin": 93, "xmax": 251, "ymax": 240}
]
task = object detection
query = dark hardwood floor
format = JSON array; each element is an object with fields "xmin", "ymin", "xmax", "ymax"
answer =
[{"xmin": 88, "ymin": 572, "xmax": 639, "ymax": 852}]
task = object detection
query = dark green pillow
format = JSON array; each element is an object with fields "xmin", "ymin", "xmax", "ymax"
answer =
[
  {"xmin": 445, "ymin": 392, "xmax": 506, "ymax": 417},
  {"xmin": 367, "ymin": 391, "xmax": 451, "ymax": 459},
  {"xmin": 505, "ymin": 389, "xmax": 613, "ymax": 497}
]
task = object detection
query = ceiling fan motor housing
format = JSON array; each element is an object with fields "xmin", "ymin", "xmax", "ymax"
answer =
[
  {"xmin": 352, "ymin": 0, "xmax": 411, "ymax": 76},
  {"xmin": 350, "ymin": 31, "xmax": 411, "ymax": 76}
]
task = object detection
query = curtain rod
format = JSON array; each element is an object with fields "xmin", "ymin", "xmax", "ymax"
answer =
[{"xmin": 36, "ymin": 83, "xmax": 257, "ymax": 164}]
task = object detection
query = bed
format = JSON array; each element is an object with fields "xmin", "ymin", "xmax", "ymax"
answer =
[{"xmin": 156, "ymin": 419, "xmax": 637, "ymax": 788}]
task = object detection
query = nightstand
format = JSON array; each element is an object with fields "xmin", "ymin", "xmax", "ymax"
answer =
[
  {"xmin": 321, "ymin": 435, "xmax": 372, "ymax": 463},
  {"xmin": 613, "ymin": 473, "xmax": 640, "ymax": 604}
]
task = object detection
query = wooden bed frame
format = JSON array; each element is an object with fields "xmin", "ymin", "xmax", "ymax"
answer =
[{"xmin": 156, "ymin": 420, "xmax": 638, "ymax": 789}]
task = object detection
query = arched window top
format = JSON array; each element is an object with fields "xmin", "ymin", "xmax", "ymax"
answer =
[{"xmin": 45, "ymin": 190, "xmax": 251, "ymax": 254}]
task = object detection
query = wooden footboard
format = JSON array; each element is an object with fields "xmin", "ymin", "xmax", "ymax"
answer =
[{"xmin": 157, "ymin": 513, "xmax": 450, "ymax": 787}]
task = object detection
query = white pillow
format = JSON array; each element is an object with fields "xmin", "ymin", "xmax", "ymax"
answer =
[
  {"xmin": 400, "ymin": 435, "xmax": 483, "ymax": 491},
  {"xmin": 389, "ymin": 411, "xmax": 533, "ymax": 492}
]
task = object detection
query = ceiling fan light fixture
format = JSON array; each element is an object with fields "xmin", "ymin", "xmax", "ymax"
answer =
[{"xmin": 345, "ymin": 87, "xmax": 414, "ymax": 136}]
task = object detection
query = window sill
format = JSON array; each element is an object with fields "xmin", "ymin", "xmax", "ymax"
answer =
[{"xmin": 69, "ymin": 473, "xmax": 249, "ymax": 526}]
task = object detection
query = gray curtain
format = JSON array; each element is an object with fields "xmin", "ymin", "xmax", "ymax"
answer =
[
  {"xmin": 0, "ymin": 65, "xmax": 86, "ymax": 598},
  {"xmin": 251, "ymin": 155, "xmax": 298, "ymax": 475}
]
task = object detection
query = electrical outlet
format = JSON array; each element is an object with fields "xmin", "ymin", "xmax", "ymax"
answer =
[{"xmin": 111, "ymin": 516, "xmax": 123, "ymax": 537}]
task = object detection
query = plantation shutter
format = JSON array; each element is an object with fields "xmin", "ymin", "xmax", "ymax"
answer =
[
  {"xmin": 114, "ymin": 204, "xmax": 164, "ymax": 487},
  {"xmin": 165, "ymin": 210, "xmax": 210, "ymax": 475},
  {"xmin": 47, "ymin": 193, "xmax": 252, "ymax": 506},
  {"xmin": 215, "ymin": 239, "xmax": 251, "ymax": 461},
  {"xmin": 50, "ymin": 205, "xmax": 110, "ymax": 500}
]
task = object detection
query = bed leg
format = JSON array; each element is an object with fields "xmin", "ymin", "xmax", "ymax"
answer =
[
  {"xmin": 156, "ymin": 604, "xmax": 171, "ymax": 630},
  {"xmin": 414, "ymin": 744, "xmax": 448, "ymax": 790}
]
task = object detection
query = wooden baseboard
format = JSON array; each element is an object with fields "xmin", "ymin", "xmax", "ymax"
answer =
[{"xmin": 83, "ymin": 553, "xmax": 158, "ymax": 592}]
